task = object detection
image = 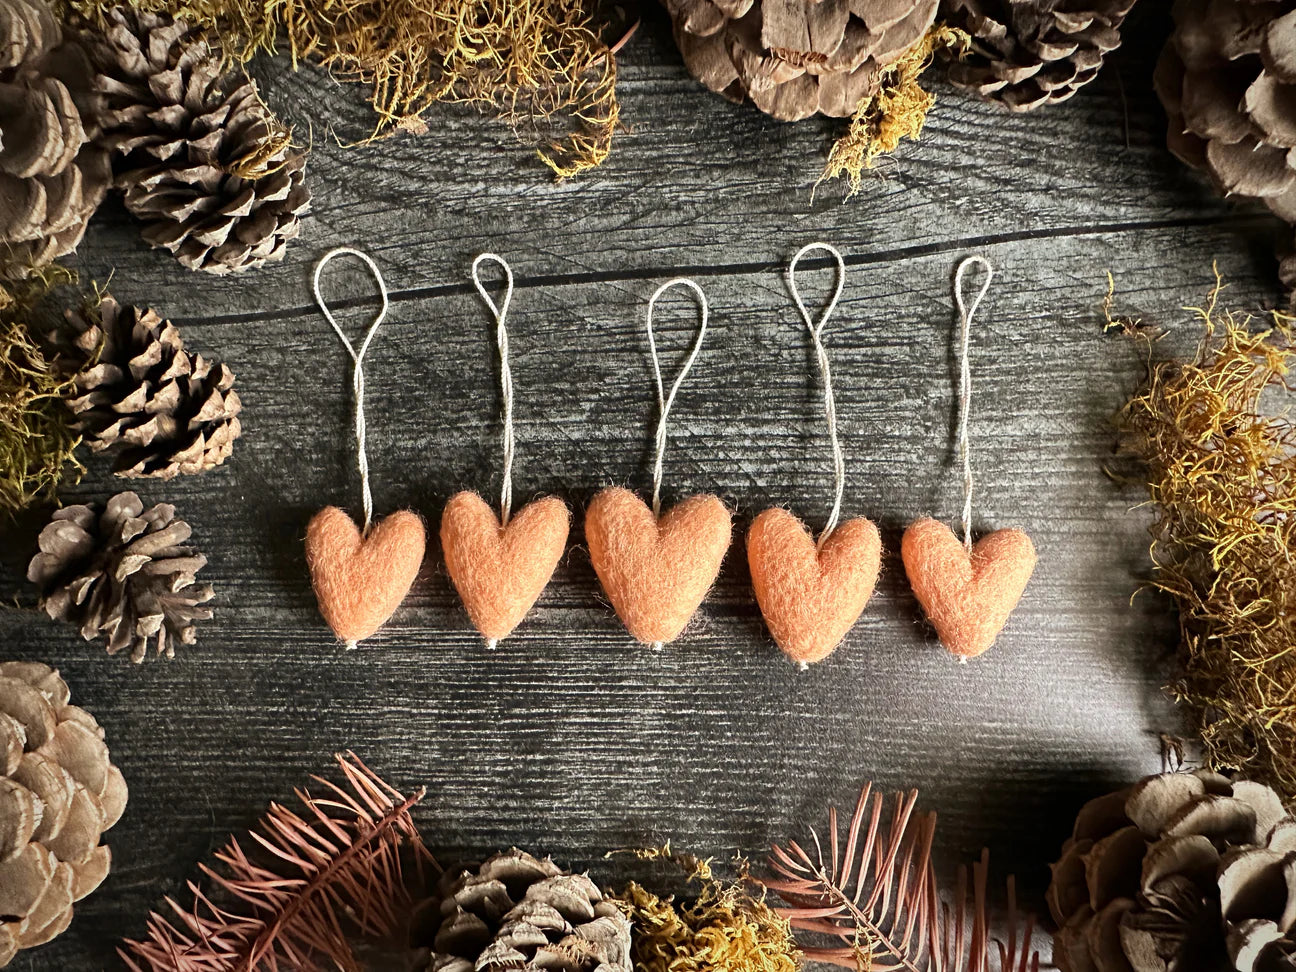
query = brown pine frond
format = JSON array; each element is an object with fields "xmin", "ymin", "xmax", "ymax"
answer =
[
  {"xmin": 760, "ymin": 784, "xmax": 1038, "ymax": 972},
  {"xmin": 120, "ymin": 752, "xmax": 436, "ymax": 972}
]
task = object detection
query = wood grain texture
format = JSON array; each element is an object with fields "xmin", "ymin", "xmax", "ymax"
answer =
[{"xmin": 0, "ymin": 5, "xmax": 1279, "ymax": 967}]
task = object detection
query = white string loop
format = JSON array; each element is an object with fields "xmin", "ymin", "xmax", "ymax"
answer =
[
  {"xmin": 312, "ymin": 247, "xmax": 391, "ymax": 534},
  {"xmin": 787, "ymin": 242, "xmax": 847, "ymax": 545},
  {"xmin": 953, "ymin": 255, "xmax": 995, "ymax": 552},
  {"xmin": 472, "ymin": 253, "xmax": 516, "ymax": 525},
  {"xmin": 646, "ymin": 278, "xmax": 709, "ymax": 518}
]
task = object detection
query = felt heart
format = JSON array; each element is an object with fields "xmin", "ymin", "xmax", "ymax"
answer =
[
  {"xmin": 305, "ymin": 506, "xmax": 426, "ymax": 646},
  {"xmin": 900, "ymin": 517, "xmax": 1036, "ymax": 659},
  {"xmin": 585, "ymin": 486, "xmax": 731, "ymax": 645},
  {"xmin": 747, "ymin": 508, "xmax": 882, "ymax": 667},
  {"xmin": 441, "ymin": 491, "xmax": 570, "ymax": 644}
]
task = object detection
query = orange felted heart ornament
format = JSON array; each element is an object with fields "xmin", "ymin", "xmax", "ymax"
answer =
[
  {"xmin": 900, "ymin": 517, "xmax": 1036, "ymax": 659},
  {"xmin": 441, "ymin": 491, "xmax": 570, "ymax": 644},
  {"xmin": 307, "ymin": 248, "xmax": 426, "ymax": 648},
  {"xmin": 586, "ymin": 486, "xmax": 731, "ymax": 646},
  {"xmin": 747, "ymin": 508, "xmax": 882, "ymax": 667},
  {"xmin": 305, "ymin": 507, "xmax": 426, "ymax": 647}
]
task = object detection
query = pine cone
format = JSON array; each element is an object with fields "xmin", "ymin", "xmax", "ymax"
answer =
[
  {"xmin": 27, "ymin": 492, "xmax": 215, "ymax": 663},
  {"xmin": 61, "ymin": 294, "xmax": 242, "ymax": 480},
  {"xmin": 0, "ymin": 0, "xmax": 110, "ymax": 269},
  {"xmin": 420, "ymin": 849, "xmax": 634, "ymax": 972},
  {"xmin": 665, "ymin": 0, "xmax": 940, "ymax": 121},
  {"xmin": 940, "ymin": 0, "xmax": 1136, "ymax": 110},
  {"xmin": 0, "ymin": 661, "xmax": 127, "ymax": 967},
  {"xmin": 1047, "ymin": 770, "xmax": 1296, "ymax": 972},
  {"xmin": 1155, "ymin": 0, "xmax": 1296, "ymax": 293},
  {"xmin": 83, "ymin": 8, "xmax": 309, "ymax": 275}
]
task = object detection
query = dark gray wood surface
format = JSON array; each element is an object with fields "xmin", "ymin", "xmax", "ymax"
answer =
[{"xmin": 0, "ymin": 4, "xmax": 1280, "ymax": 967}]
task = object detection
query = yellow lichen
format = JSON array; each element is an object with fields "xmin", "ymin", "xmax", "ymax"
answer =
[
  {"xmin": 0, "ymin": 269, "xmax": 84, "ymax": 517},
  {"xmin": 820, "ymin": 24, "xmax": 969, "ymax": 195},
  {"xmin": 609, "ymin": 848, "xmax": 802, "ymax": 972},
  {"xmin": 61, "ymin": 0, "xmax": 626, "ymax": 178},
  {"xmin": 1116, "ymin": 269, "xmax": 1296, "ymax": 800}
]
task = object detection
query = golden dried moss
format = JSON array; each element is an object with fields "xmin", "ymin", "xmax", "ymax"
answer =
[
  {"xmin": 63, "ymin": 0, "xmax": 624, "ymax": 177},
  {"xmin": 610, "ymin": 849, "xmax": 801, "ymax": 972},
  {"xmin": 0, "ymin": 271, "xmax": 84, "ymax": 517},
  {"xmin": 1117, "ymin": 273, "xmax": 1296, "ymax": 800},
  {"xmin": 821, "ymin": 25, "xmax": 969, "ymax": 195}
]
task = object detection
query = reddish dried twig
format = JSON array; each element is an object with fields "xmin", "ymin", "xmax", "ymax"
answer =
[
  {"xmin": 760, "ymin": 784, "xmax": 1038, "ymax": 972},
  {"xmin": 120, "ymin": 752, "xmax": 435, "ymax": 972}
]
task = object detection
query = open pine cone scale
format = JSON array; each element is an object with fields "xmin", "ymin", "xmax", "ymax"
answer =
[
  {"xmin": 0, "ymin": 662, "xmax": 125, "ymax": 967},
  {"xmin": 61, "ymin": 295, "xmax": 242, "ymax": 480},
  {"xmin": 1155, "ymin": 0, "xmax": 1296, "ymax": 291},
  {"xmin": 0, "ymin": 0, "xmax": 110, "ymax": 269},
  {"xmin": 27, "ymin": 492, "xmax": 214, "ymax": 663},
  {"xmin": 943, "ymin": 0, "xmax": 1136, "ymax": 110},
  {"xmin": 86, "ymin": 8, "xmax": 309, "ymax": 274},
  {"xmin": 1047, "ymin": 770, "xmax": 1296, "ymax": 972},
  {"xmin": 424, "ymin": 849, "xmax": 633, "ymax": 972},
  {"xmin": 668, "ymin": 0, "xmax": 939, "ymax": 120}
]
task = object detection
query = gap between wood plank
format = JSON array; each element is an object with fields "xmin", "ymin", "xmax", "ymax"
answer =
[{"xmin": 180, "ymin": 211, "xmax": 1273, "ymax": 327}]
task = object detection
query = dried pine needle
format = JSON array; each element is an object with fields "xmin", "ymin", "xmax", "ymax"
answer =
[
  {"xmin": 0, "ymin": 274, "xmax": 84, "ymax": 517},
  {"xmin": 820, "ymin": 25, "xmax": 969, "ymax": 195},
  {"xmin": 1117, "ymin": 270, "xmax": 1296, "ymax": 800},
  {"xmin": 609, "ymin": 848, "xmax": 801, "ymax": 972},
  {"xmin": 62, "ymin": 0, "xmax": 624, "ymax": 177}
]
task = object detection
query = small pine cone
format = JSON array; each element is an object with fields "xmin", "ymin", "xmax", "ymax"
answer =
[
  {"xmin": 0, "ymin": 661, "xmax": 127, "ymax": 967},
  {"xmin": 26, "ymin": 491, "xmax": 215, "ymax": 663},
  {"xmin": 1047, "ymin": 769, "xmax": 1296, "ymax": 972},
  {"xmin": 420, "ymin": 849, "xmax": 633, "ymax": 972},
  {"xmin": 665, "ymin": 0, "xmax": 940, "ymax": 121},
  {"xmin": 83, "ymin": 8, "xmax": 310, "ymax": 274},
  {"xmin": 941, "ymin": 0, "xmax": 1136, "ymax": 110},
  {"xmin": 61, "ymin": 294, "xmax": 242, "ymax": 480},
  {"xmin": 0, "ymin": 0, "xmax": 111, "ymax": 269}
]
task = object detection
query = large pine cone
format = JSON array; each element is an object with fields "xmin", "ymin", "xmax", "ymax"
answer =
[
  {"xmin": 421, "ymin": 849, "xmax": 633, "ymax": 972},
  {"xmin": 27, "ymin": 492, "xmax": 215, "ymax": 663},
  {"xmin": 1155, "ymin": 0, "xmax": 1296, "ymax": 291},
  {"xmin": 83, "ymin": 8, "xmax": 309, "ymax": 275},
  {"xmin": 61, "ymin": 294, "xmax": 241, "ymax": 479},
  {"xmin": 665, "ymin": 0, "xmax": 940, "ymax": 121},
  {"xmin": 1047, "ymin": 770, "xmax": 1296, "ymax": 972},
  {"xmin": 0, "ymin": 0, "xmax": 110, "ymax": 269},
  {"xmin": 941, "ymin": 0, "xmax": 1136, "ymax": 110},
  {"xmin": 0, "ymin": 661, "xmax": 127, "ymax": 967}
]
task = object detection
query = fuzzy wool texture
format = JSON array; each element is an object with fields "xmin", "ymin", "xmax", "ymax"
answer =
[
  {"xmin": 747, "ymin": 508, "xmax": 882, "ymax": 666},
  {"xmin": 440, "ymin": 491, "xmax": 570, "ymax": 642},
  {"xmin": 900, "ymin": 517, "xmax": 1036, "ymax": 659},
  {"xmin": 304, "ymin": 506, "xmax": 425, "ymax": 645},
  {"xmin": 585, "ymin": 486, "xmax": 731, "ymax": 645}
]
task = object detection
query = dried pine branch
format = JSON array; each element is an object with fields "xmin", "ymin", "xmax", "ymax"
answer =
[
  {"xmin": 120, "ymin": 752, "xmax": 436, "ymax": 972},
  {"xmin": 760, "ymin": 784, "xmax": 1038, "ymax": 972}
]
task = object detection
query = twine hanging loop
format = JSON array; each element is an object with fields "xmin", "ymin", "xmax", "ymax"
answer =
[
  {"xmin": 312, "ymin": 247, "xmax": 392, "ymax": 534},
  {"xmin": 646, "ymin": 278, "xmax": 709, "ymax": 518},
  {"xmin": 787, "ymin": 242, "xmax": 848, "ymax": 546}
]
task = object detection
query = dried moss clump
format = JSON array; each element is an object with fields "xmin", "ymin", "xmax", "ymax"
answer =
[
  {"xmin": 610, "ymin": 851, "xmax": 801, "ymax": 972},
  {"xmin": 821, "ymin": 25, "xmax": 969, "ymax": 195},
  {"xmin": 0, "ymin": 275, "xmax": 84, "ymax": 516},
  {"xmin": 64, "ymin": 0, "xmax": 626, "ymax": 178},
  {"xmin": 1117, "ymin": 275, "xmax": 1296, "ymax": 800}
]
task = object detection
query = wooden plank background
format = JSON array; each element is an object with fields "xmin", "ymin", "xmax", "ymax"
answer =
[{"xmin": 0, "ymin": 4, "xmax": 1280, "ymax": 967}]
